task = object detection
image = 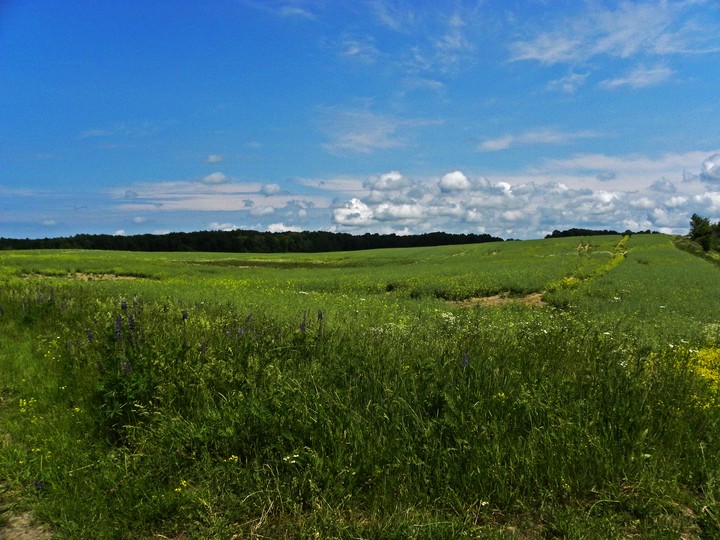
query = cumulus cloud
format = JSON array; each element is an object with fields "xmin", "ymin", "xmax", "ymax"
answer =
[
  {"xmin": 250, "ymin": 205, "xmax": 275, "ymax": 217},
  {"xmin": 261, "ymin": 183, "xmax": 282, "ymax": 196},
  {"xmin": 701, "ymin": 154, "xmax": 720, "ymax": 183},
  {"xmin": 267, "ymin": 222, "xmax": 303, "ymax": 233},
  {"xmin": 333, "ymin": 198, "xmax": 374, "ymax": 226},
  {"xmin": 209, "ymin": 222, "xmax": 239, "ymax": 231},
  {"xmin": 206, "ymin": 154, "xmax": 223, "ymax": 163},
  {"xmin": 438, "ymin": 171, "xmax": 471, "ymax": 192},
  {"xmin": 375, "ymin": 202, "xmax": 423, "ymax": 221},
  {"xmin": 365, "ymin": 171, "xmax": 412, "ymax": 191},
  {"xmin": 201, "ymin": 172, "xmax": 228, "ymax": 185}
]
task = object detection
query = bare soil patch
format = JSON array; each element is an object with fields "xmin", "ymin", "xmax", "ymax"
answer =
[
  {"xmin": 453, "ymin": 292, "xmax": 546, "ymax": 308},
  {"xmin": 0, "ymin": 513, "xmax": 52, "ymax": 540},
  {"xmin": 71, "ymin": 272, "xmax": 138, "ymax": 281}
]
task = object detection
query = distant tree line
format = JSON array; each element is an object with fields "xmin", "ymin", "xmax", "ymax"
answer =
[
  {"xmin": 0, "ymin": 229, "xmax": 504, "ymax": 253},
  {"xmin": 688, "ymin": 213, "xmax": 720, "ymax": 252},
  {"xmin": 545, "ymin": 228, "xmax": 660, "ymax": 239}
]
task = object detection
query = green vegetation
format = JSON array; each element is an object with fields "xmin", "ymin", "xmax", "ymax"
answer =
[
  {"xmin": 2, "ymin": 234, "xmax": 720, "ymax": 538},
  {"xmin": 688, "ymin": 213, "xmax": 720, "ymax": 252}
]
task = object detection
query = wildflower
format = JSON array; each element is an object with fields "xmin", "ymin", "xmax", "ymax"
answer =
[
  {"xmin": 120, "ymin": 299, "xmax": 127, "ymax": 311},
  {"xmin": 32, "ymin": 481, "xmax": 45, "ymax": 492},
  {"xmin": 128, "ymin": 313, "xmax": 135, "ymax": 331},
  {"xmin": 122, "ymin": 361, "xmax": 133, "ymax": 375},
  {"xmin": 182, "ymin": 309, "xmax": 189, "ymax": 321},
  {"xmin": 86, "ymin": 328, "xmax": 95, "ymax": 342},
  {"xmin": 317, "ymin": 309, "xmax": 323, "ymax": 322},
  {"xmin": 0, "ymin": 306, "xmax": 4, "ymax": 316},
  {"xmin": 300, "ymin": 311, "xmax": 307, "ymax": 333},
  {"xmin": 462, "ymin": 351, "xmax": 469, "ymax": 369},
  {"xmin": 226, "ymin": 455, "xmax": 239, "ymax": 463},
  {"xmin": 115, "ymin": 316, "xmax": 122, "ymax": 340}
]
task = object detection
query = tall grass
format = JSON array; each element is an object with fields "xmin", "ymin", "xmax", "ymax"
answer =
[{"xmin": 2, "ymin": 258, "xmax": 720, "ymax": 537}]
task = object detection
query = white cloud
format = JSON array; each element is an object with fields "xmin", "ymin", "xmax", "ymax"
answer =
[
  {"xmin": 278, "ymin": 5, "xmax": 314, "ymax": 19},
  {"xmin": 132, "ymin": 216, "xmax": 147, "ymax": 224},
  {"xmin": 201, "ymin": 172, "xmax": 228, "ymax": 185},
  {"xmin": 375, "ymin": 202, "xmax": 423, "ymax": 221},
  {"xmin": 365, "ymin": 171, "xmax": 413, "ymax": 191},
  {"xmin": 631, "ymin": 197, "xmax": 655, "ymax": 209},
  {"xmin": 209, "ymin": 222, "xmax": 239, "ymax": 231},
  {"xmin": 267, "ymin": 222, "xmax": 302, "ymax": 232},
  {"xmin": 114, "ymin": 229, "xmax": 126, "ymax": 236},
  {"xmin": 601, "ymin": 64, "xmax": 673, "ymax": 88},
  {"xmin": 547, "ymin": 72, "xmax": 589, "ymax": 93},
  {"xmin": 320, "ymin": 108, "xmax": 407, "ymax": 154},
  {"xmin": 332, "ymin": 198, "xmax": 374, "ymax": 226},
  {"xmin": 509, "ymin": 1, "xmax": 718, "ymax": 65},
  {"xmin": 370, "ymin": 1, "xmax": 417, "ymax": 32},
  {"xmin": 206, "ymin": 154, "xmax": 223, "ymax": 164},
  {"xmin": 438, "ymin": 171, "xmax": 471, "ymax": 192},
  {"xmin": 319, "ymin": 107, "xmax": 439, "ymax": 155},
  {"xmin": 665, "ymin": 196, "xmax": 688, "ymax": 208},
  {"xmin": 501, "ymin": 210, "xmax": 524, "ymax": 222},
  {"xmin": 261, "ymin": 183, "xmax": 282, "ymax": 196},
  {"xmin": 702, "ymin": 153, "xmax": 720, "ymax": 182},
  {"xmin": 250, "ymin": 205, "xmax": 275, "ymax": 217},
  {"xmin": 339, "ymin": 36, "xmax": 380, "ymax": 63},
  {"xmin": 480, "ymin": 129, "xmax": 599, "ymax": 152}
]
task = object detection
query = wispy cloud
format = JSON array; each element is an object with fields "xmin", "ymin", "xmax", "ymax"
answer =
[
  {"xmin": 79, "ymin": 120, "xmax": 161, "ymax": 139},
  {"xmin": 547, "ymin": 72, "xmax": 589, "ymax": 93},
  {"xmin": 338, "ymin": 35, "xmax": 380, "ymax": 64},
  {"xmin": 509, "ymin": 1, "xmax": 719, "ymax": 65},
  {"xmin": 480, "ymin": 128, "xmax": 600, "ymax": 152},
  {"xmin": 601, "ymin": 64, "xmax": 674, "ymax": 88},
  {"xmin": 320, "ymin": 107, "xmax": 439, "ymax": 155},
  {"xmin": 369, "ymin": 1, "xmax": 418, "ymax": 32},
  {"xmin": 240, "ymin": 0, "xmax": 317, "ymax": 19}
]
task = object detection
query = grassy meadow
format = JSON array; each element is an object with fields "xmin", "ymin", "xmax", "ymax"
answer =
[{"xmin": 2, "ymin": 234, "xmax": 720, "ymax": 538}]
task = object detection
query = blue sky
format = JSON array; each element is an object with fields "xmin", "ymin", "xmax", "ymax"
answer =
[{"xmin": 2, "ymin": 0, "xmax": 720, "ymax": 239}]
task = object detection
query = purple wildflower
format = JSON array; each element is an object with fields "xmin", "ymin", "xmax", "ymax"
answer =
[
  {"xmin": 128, "ymin": 313, "xmax": 135, "ymax": 331},
  {"xmin": 182, "ymin": 309, "xmax": 189, "ymax": 321},
  {"xmin": 120, "ymin": 299, "xmax": 127, "ymax": 311},
  {"xmin": 237, "ymin": 326, "xmax": 245, "ymax": 337},
  {"xmin": 462, "ymin": 351, "xmax": 469, "ymax": 369},
  {"xmin": 122, "ymin": 361, "xmax": 133, "ymax": 374},
  {"xmin": 86, "ymin": 328, "xmax": 95, "ymax": 342},
  {"xmin": 300, "ymin": 311, "xmax": 307, "ymax": 333},
  {"xmin": 115, "ymin": 316, "xmax": 122, "ymax": 340}
]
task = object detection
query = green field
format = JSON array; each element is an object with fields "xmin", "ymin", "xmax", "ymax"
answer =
[{"xmin": 2, "ymin": 234, "xmax": 720, "ymax": 538}]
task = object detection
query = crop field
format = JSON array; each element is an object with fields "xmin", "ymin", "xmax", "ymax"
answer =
[{"xmin": 2, "ymin": 234, "xmax": 720, "ymax": 538}]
